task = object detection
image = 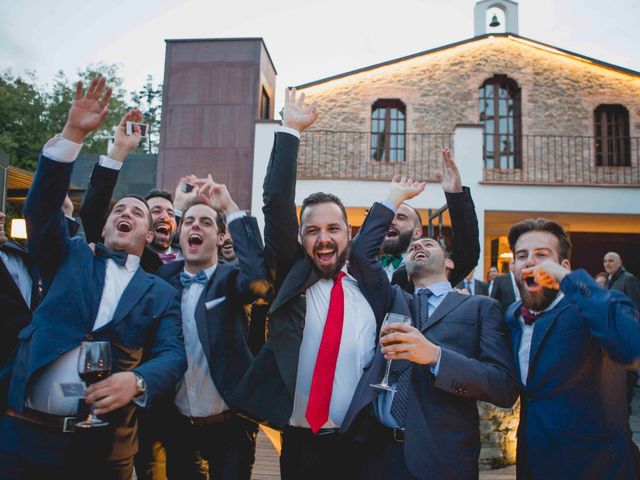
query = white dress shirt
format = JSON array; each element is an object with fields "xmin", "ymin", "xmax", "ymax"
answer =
[
  {"xmin": 384, "ymin": 253, "xmax": 406, "ymax": 281},
  {"xmin": 0, "ymin": 248, "xmax": 32, "ymax": 307},
  {"xmin": 289, "ymin": 267, "xmax": 377, "ymax": 429},
  {"xmin": 174, "ymin": 264, "xmax": 230, "ymax": 418},
  {"xmin": 518, "ymin": 293, "xmax": 565, "ymax": 385},
  {"xmin": 26, "ymin": 135, "xmax": 142, "ymax": 415},
  {"xmin": 510, "ymin": 272, "xmax": 521, "ymax": 300}
]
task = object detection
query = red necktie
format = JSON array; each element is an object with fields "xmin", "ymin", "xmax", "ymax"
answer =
[{"xmin": 306, "ymin": 271, "xmax": 346, "ymax": 433}]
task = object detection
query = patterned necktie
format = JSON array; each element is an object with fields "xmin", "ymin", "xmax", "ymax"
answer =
[
  {"xmin": 390, "ymin": 288, "xmax": 433, "ymax": 427},
  {"xmin": 520, "ymin": 306, "xmax": 543, "ymax": 326},
  {"xmin": 380, "ymin": 254, "xmax": 403, "ymax": 270},
  {"xmin": 94, "ymin": 243, "xmax": 128, "ymax": 267},
  {"xmin": 306, "ymin": 271, "xmax": 346, "ymax": 433},
  {"xmin": 159, "ymin": 251, "xmax": 177, "ymax": 263},
  {"xmin": 180, "ymin": 270, "xmax": 208, "ymax": 288}
]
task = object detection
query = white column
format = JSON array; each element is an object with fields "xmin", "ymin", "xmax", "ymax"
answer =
[{"xmin": 454, "ymin": 124, "xmax": 485, "ymax": 278}]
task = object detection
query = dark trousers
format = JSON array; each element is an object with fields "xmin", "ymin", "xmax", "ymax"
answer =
[
  {"xmin": 0, "ymin": 415, "xmax": 133, "ymax": 480},
  {"xmin": 356, "ymin": 424, "xmax": 416, "ymax": 480},
  {"xmin": 134, "ymin": 403, "xmax": 170, "ymax": 480},
  {"xmin": 164, "ymin": 410, "xmax": 258, "ymax": 480},
  {"xmin": 280, "ymin": 426, "xmax": 364, "ymax": 480}
]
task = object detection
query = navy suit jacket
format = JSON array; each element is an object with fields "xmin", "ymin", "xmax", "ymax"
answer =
[
  {"xmin": 505, "ymin": 271, "xmax": 640, "ymax": 479},
  {"xmin": 157, "ymin": 214, "xmax": 270, "ymax": 405},
  {"xmin": 0, "ymin": 154, "xmax": 187, "ymax": 461},
  {"xmin": 341, "ymin": 201, "xmax": 518, "ymax": 480}
]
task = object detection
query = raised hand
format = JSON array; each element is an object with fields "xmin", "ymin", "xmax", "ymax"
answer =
[
  {"xmin": 61, "ymin": 77, "xmax": 112, "ymax": 143},
  {"xmin": 386, "ymin": 175, "xmax": 426, "ymax": 209},
  {"xmin": 434, "ymin": 148, "xmax": 462, "ymax": 193},
  {"xmin": 282, "ymin": 87, "xmax": 319, "ymax": 133},
  {"xmin": 109, "ymin": 109, "xmax": 144, "ymax": 162},
  {"xmin": 198, "ymin": 174, "xmax": 239, "ymax": 215},
  {"xmin": 174, "ymin": 174, "xmax": 200, "ymax": 213},
  {"xmin": 61, "ymin": 194, "xmax": 74, "ymax": 217}
]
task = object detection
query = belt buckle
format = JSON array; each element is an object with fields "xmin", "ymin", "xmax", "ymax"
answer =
[
  {"xmin": 63, "ymin": 417, "xmax": 77, "ymax": 433},
  {"xmin": 393, "ymin": 428, "xmax": 404, "ymax": 442}
]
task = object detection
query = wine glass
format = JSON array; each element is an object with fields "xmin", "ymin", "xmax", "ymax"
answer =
[
  {"xmin": 370, "ymin": 313, "xmax": 412, "ymax": 391},
  {"xmin": 76, "ymin": 341, "xmax": 112, "ymax": 428}
]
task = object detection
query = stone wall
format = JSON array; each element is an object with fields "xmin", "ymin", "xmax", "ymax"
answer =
[
  {"xmin": 297, "ymin": 36, "xmax": 640, "ymax": 183},
  {"xmin": 478, "ymin": 400, "xmax": 520, "ymax": 469}
]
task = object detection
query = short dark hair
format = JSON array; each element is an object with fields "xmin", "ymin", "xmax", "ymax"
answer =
[
  {"xmin": 145, "ymin": 189, "xmax": 173, "ymax": 204},
  {"xmin": 115, "ymin": 194, "xmax": 153, "ymax": 229},
  {"xmin": 402, "ymin": 203, "xmax": 423, "ymax": 229},
  {"xmin": 300, "ymin": 192, "xmax": 348, "ymax": 226},
  {"xmin": 182, "ymin": 200, "xmax": 226, "ymax": 235},
  {"xmin": 508, "ymin": 218, "xmax": 572, "ymax": 261}
]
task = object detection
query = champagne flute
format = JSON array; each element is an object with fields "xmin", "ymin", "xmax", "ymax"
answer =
[
  {"xmin": 370, "ymin": 313, "xmax": 412, "ymax": 391},
  {"xmin": 76, "ymin": 341, "xmax": 111, "ymax": 428}
]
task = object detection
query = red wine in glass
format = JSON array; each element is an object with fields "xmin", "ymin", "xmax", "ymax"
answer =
[{"xmin": 76, "ymin": 341, "xmax": 111, "ymax": 428}]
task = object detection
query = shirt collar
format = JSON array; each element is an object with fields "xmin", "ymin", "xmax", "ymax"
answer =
[
  {"xmin": 414, "ymin": 280, "xmax": 452, "ymax": 296},
  {"xmin": 124, "ymin": 254, "xmax": 140, "ymax": 272},
  {"xmin": 183, "ymin": 263, "xmax": 217, "ymax": 279}
]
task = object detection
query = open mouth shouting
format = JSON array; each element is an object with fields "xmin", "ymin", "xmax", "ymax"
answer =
[
  {"xmin": 385, "ymin": 227, "xmax": 399, "ymax": 239},
  {"xmin": 116, "ymin": 220, "xmax": 133, "ymax": 234},
  {"xmin": 187, "ymin": 232, "xmax": 204, "ymax": 252},
  {"xmin": 313, "ymin": 241, "xmax": 338, "ymax": 268},
  {"xmin": 153, "ymin": 218, "xmax": 173, "ymax": 242}
]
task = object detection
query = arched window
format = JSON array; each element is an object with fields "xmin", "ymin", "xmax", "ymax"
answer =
[
  {"xmin": 371, "ymin": 99, "xmax": 406, "ymax": 162},
  {"xmin": 479, "ymin": 75, "xmax": 521, "ymax": 169},
  {"xmin": 594, "ymin": 104, "xmax": 630, "ymax": 166}
]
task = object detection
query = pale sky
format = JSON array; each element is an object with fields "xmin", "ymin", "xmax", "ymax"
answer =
[{"xmin": 1, "ymin": 0, "xmax": 638, "ymax": 111}]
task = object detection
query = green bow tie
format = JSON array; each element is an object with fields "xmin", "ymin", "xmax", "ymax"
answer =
[{"xmin": 380, "ymin": 254, "xmax": 403, "ymax": 269}]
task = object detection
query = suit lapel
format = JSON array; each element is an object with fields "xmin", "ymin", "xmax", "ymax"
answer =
[
  {"xmin": 95, "ymin": 267, "xmax": 152, "ymax": 331},
  {"xmin": 421, "ymin": 292, "xmax": 467, "ymax": 332},
  {"xmin": 271, "ymin": 259, "xmax": 317, "ymax": 313},
  {"xmin": 89, "ymin": 255, "xmax": 108, "ymax": 330},
  {"xmin": 505, "ymin": 301, "xmax": 524, "ymax": 383},
  {"xmin": 194, "ymin": 272, "xmax": 220, "ymax": 362},
  {"xmin": 526, "ymin": 298, "xmax": 571, "ymax": 379},
  {"xmin": 0, "ymin": 257, "xmax": 29, "ymax": 310}
]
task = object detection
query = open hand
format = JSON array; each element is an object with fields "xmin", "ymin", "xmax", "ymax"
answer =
[
  {"xmin": 282, "ymin": 88, "xmax": 319, "ymax": 133},
  {"xmin": 85, "ymin": 371, "xmax": 137, "ymax": 415},
  {"xmin": 198, "ymin": 175, "xmax": 239, "ymax": 215},
  {"xmin": 109, "ymin": 109, "xmax": 144, "ymax": 162},
  {"xmin": 380, "ymin": 323, "xmax": 441, "ymax": 365},
  {"xmin": 434, "ymin": 148, "xmax": 462, "ymax": 193},
  {"xmin": 174, "ymin": 174, "xmax": 200, "ymax": 212},
  {"xmin": 61, "ymin": 77, "xmax": 112, "ymax": 143},
  {"xmin": 386, "ymin": 175, "xmax": 426, "ymax": 209}
]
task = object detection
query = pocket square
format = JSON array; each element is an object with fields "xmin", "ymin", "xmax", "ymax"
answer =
[{"xmin": 205, "ymin": 297, "xmax": 226, "ymax": 310}]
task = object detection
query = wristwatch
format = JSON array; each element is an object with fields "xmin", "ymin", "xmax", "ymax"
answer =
[{"xmin": 133, "ymin": 373, "xmax": 147, "ymax": 397}]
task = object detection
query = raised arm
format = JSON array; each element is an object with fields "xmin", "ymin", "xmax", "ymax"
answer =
[
  {"xmin": 79, "ymin": 109, "xmax": 144, "ymax": 243},
  {"xmin": 24, "ymin": 78, "xmax": 111, "ymax": 278},
  {"xmin": 262, "ymin": 88, "xmax": 318, "ymax": 288},
  {"xmin": 435, "ymin": 148, "xmax": 480, "ymax": 287}
]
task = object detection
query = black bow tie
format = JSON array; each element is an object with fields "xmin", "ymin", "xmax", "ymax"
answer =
[{"xmin": 94, "ymin": 243, "xmax": 128, "ymax": 267}]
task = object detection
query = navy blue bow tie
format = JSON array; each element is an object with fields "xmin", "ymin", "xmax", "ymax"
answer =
[
  {"xmin": 180, "ymin": 270, "xmax": 208, "ymax": 288},
  {"xmin": 94, "ymin": 243, "xmax": 128, "ymax": 267}
]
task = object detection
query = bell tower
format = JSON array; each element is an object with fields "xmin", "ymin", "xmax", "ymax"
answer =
[{"xmin": 474, "ymin": 0, "xmax": 519, "ymax": 36}]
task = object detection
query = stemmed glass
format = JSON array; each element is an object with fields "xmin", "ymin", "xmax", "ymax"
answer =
[
  {"xmin": 370, "ymin": 313, "xmax": 412, "ymax": 391},
  {"xmin": 76, "ymin": 341, "xmax": 112, "ymax": 428}
]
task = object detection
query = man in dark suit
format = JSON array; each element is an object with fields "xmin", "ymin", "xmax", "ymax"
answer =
[
  {"xmin": 456, "ymin": 267, "xmax": 489, "ymax": 296},
  {"xmin": 0, "ymin": 77, "xmax": 187, "ymax": 480},
  {"xmin": 155, "ymin": 182, "xmax": 270, "ymax": 479},
  {"xmin": 505, "ymin": 219, "xmax": 640, "ymax": 479},
  {"xmin": 490, "ymin": 259, "xmax": 520, "ymax": 312},
  {"xmin": 339, "ymin": 163, "xmax": 518, "ymax": 480}
]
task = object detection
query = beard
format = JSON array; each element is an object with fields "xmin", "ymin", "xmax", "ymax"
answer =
[
  {"xmin": 519, "ymin": 284, "xmax": 559, "ymax": 311},
  {"xmin": 311, "ymin": 241, "xmax": 350, "ymax": 280},
  {"xmin": 381, "ymin": 229, "xmax": 413, "ymax": 255}
]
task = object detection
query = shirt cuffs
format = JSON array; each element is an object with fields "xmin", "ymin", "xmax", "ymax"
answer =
[
  {"xmin": 429, "ymin": 346, "xmax": 442, "ymax": 376},
  {"xmin": 98, "ymin": 155, "xmax": 124, "ymax": 171},
  {"xmin": 380, "ymin": 199, "xmax": 397, "ymax": 213},
  {"xmin": 42, "ymin": 135, "xmax": 83, "ymax": 163},
  {"xmin": 277, "ymin": 126, "xmax": 301, "ymax": 139},
  {"xmin": 133, "ymin": 391, "xmax": 148, "ymax": 408},
  {"xmin": 226, "ymin": 211, "xmax": 247, "ymax": 224}
]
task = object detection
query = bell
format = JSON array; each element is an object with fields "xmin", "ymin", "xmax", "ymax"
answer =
[{"xmin": 489, "ymin": 14, "xmax": 500, "ymax": 27}]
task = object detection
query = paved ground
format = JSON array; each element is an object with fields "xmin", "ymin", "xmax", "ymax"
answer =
[{"xmin": 252, "ymin": 386, "xmax": 640, "ymax": 480}]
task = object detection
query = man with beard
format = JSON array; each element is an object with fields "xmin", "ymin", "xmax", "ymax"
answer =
[
  {"xmin": 0, "ymin": 77, "xmax": 186, "ymax": 480},
  {"xmin": 380, "ymin": 203, "xmax": 422, "ymax": 280},
  {"xmin": 232, "ymin": 89, "xmax": 431, "ymax": 479},
  {"xmin": 218, "ymin": 227, "xmax": 237, "ymax": 264},
  {"xmin": 339, "ymin": 169, "xmax": 518, "ymax": 480},
  {"xmin": 504, "ymin": 219, "xmax": 640, "ymax": 479}
]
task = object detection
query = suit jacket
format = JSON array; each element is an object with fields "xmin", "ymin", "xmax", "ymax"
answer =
[
  {"xmin": 231, "ymin": 132, "xmax": 398, "ymax": 428},
  {"xmin": 608, "ymin": 267, "xmax": 640, "ymax": 309},
  {"xmin": 79, "ymin": 162, "xmax": 180, "ymax": 273},
  {"xmin": 0, "ymin": 154, "xmax": 187, "ymax": 461},
  {"xmin": 157, "ymin": 215, "xmax": 270, "ymax": 405},
  {"xmin": 340, "ymin": 201, "xmax": 518, "ymax": 480},
  {"xmin": 456, "ymin": 278, "xmax": 489, "ymax": 296},
  {"xmin": 490, "ymin": 273, "xmax": 518, "ymax": 312},
  {"xmin": 390, "ymin": 189, "xmax": 480, "ymax": 293},
  {"xmin": 505, "ymin": 270, "xmax": 640, "ymax": 479}
]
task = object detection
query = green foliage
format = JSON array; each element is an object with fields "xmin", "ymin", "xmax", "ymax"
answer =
[{"xmin": 0, "ymin": 63, "xmax": 158, "ymax": 171}]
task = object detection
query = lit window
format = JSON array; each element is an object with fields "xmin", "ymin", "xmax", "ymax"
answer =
[{"xmin": 371, "ymin": 99, "xmax": 406, "ymax": 162}]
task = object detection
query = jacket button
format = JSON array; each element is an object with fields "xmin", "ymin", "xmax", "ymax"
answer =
[
  {"xmin": 85, "ymin": 334, "xmax": 93, "ymax": 341},
  {"xmin": 57, "ymin": 348, "xmax": 65, "ymax": 354}
]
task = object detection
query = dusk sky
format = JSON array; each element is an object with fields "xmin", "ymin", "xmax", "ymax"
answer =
[{"xmin": 1, "ymin": 0, "xmax": 638, "ymax": 110}]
